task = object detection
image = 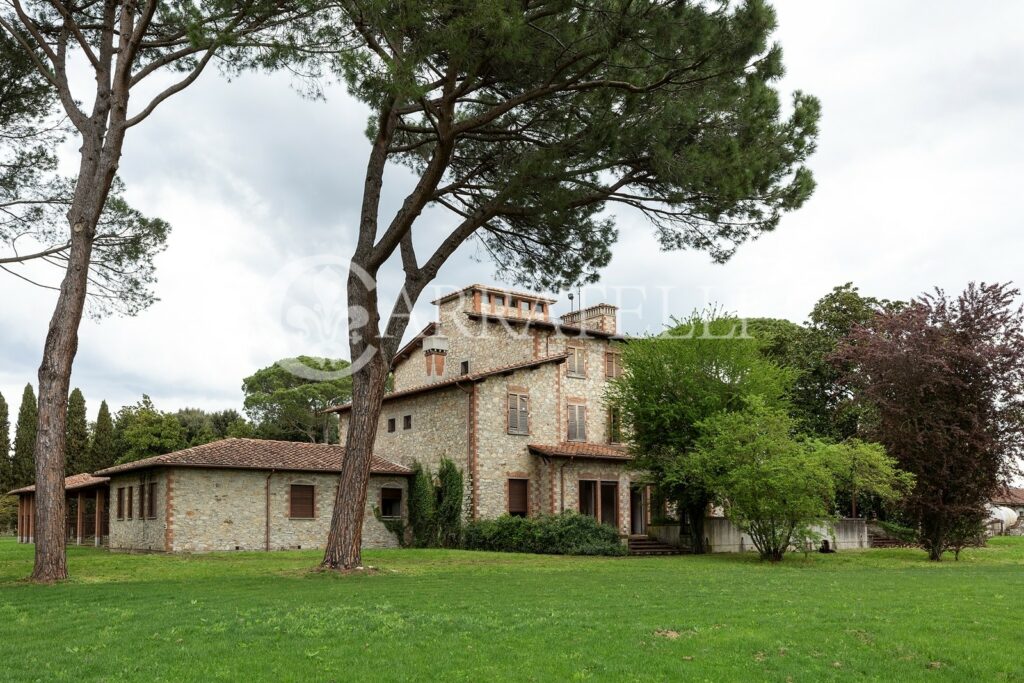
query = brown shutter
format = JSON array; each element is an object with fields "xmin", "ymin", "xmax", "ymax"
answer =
[
  {"xmin": 577, "ymin": 405, "xmax": 586, "ymax": 441},
  {"xmin": 519, "ymin": 396, "xmax": 529, "ymax": 434},
  {"xmin": 138, "ymin": 484, "xmax": 145, "ymax": 520},
  {"xmin": 507, "ymin": 394, "xmax": 518, "ymax": 433},
  {"xmin": 567, "ymin": 405, "xmax": 577, "ymax": 440},
  {"xmin": 127, "ymin": 486, "xmax": 133, "ymax": 520},
  {"xmin": 148, "ymin": 482, "xmax": 157, "ymax": 518},
  {"xmin": 508, "ymin": 479, "xmax": 528, "ymax": 516},
  {"xmin": 290, "ymin": 485, "xmax": 315, "ymax": 518},
  {"xmin": 117, "ymin": 487, "xmax": 124, "ymax": 519}
]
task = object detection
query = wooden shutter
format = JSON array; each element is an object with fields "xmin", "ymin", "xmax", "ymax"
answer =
[
  {"xmin": 117, "ymin": 487, "xmax": 124, "ymax": 519},
  {"xmin": 138, "ymin": 484, "xmax": 145, "ymax": 520},
  {"xmin": 147, "ymin": 482, "xmax": 157, "ymax": 518},
  {"xmin": 518, "ymin": 396, "xmax": 528, "ymax": 433},
  {"xmin": 508, "ymin": 479, "xmax": 528, "ymax": 516},
  {"xmin": 568, "ymin": 404, "xmax": 586, "ymax": 441},
  {"xmin": 126, "ymin": 486, "xmax": 133, "ymax": 520},
  {"xmin": 567, "ymin": 405, "xmax": 577, "ymax": 440},
  {"xmin": 508, "ymin": 394, "xmax": 529, "ymax": 434},
  {"xmin": 508, "ymin": 395, "xmax": 519, "ymax": 433},
  {"xmin": 290, "ymin": 484, "xmax": 315, "ymax": 518}
]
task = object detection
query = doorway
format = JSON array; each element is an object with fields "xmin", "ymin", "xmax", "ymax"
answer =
[{"xmin": 629, "ymin": 485, "xmax": 647, "ymax": 535}]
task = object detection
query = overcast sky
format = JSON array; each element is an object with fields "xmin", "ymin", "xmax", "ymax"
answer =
[{"xmin": 2, "ymin": 1, "xmax": 1023, "ymax": 424}]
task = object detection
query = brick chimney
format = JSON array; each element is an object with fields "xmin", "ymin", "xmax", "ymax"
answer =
[
  {"xmin": 423, "ymin": 334, "xmax": 449, "ymax": 377},
  {"xmin": 560, "ymin": 303, "xmax": 618, "ymax": 334}
]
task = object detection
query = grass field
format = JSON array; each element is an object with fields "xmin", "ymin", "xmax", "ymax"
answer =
[{"xmin": 1, "ymin": 538, "xmax": 1022, "ymax": 682}]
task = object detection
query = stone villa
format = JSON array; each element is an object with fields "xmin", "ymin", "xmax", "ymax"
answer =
[{"xmin": 11, "ymin": 284, "xmax": 651, "ymax": 552}]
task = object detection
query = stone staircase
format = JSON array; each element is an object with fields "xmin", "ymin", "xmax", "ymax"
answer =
[{"xmin": 628, "ymin": 536, "xmax": 687, "ymax": 556}]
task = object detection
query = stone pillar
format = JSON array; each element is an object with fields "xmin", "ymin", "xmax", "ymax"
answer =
[
  {"xmin": 94, "ymin": 489, "xmax": 103, "ymax": 547},
  {"xmin": 17, "ymin": 497, "xmax": 23, "ymax": 543}
]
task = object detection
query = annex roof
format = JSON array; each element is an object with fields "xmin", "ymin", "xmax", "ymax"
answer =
[
  {"xmin": 93, "ymin": 438, "xmax": 411, "ymax": 477},
  {"xmin": 431, "ymin": 284, "xmax": 558, "ymax": 306},
  {"xmin": 992, "ymin": 485, "xmax": 1024, "ymax": 507},
  {"xmin": 326, "ymin": 354, "xmax": 569, "ymax": 413},
  {"xmin": 528, "ymin": 442, "xmax": 632, "ymax": 461},
  {"xmin": 8, "ymin": 473, "xmax": 110, "ymax": 496}
]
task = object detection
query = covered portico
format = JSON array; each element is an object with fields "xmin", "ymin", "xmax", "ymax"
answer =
[{"xmin": 9, "ymin": 473, "xmax": 111, "ymax": 546}]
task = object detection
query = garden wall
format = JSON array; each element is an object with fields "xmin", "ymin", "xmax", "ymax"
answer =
[{"xmin": 648, "ymin": 517, "xmax": 868, "ymax": 553}]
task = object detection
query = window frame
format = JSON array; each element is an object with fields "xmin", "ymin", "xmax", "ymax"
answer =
[
  {"xmin": 507, "ymin": 478, "xmax": 529, "ymax": 517},
  {"xmin": 507, "ymin": 393, "xmax": 530, "ymax": 435},
  {"xmin": 567, "ymin": 403, "xmax": 587, "ymax": 442},
  {"xmin": 460, "ymin": 360, "xmax": 470, "ymax": 375},
  {"xmin": 147, "ymin": 481, "xmax": 157, "ymax": 519},
  {"xmin": 126, "ymin": 486, "xmax": 133, "ymax": 520},
  {"xmin": 138, "ymin": 484, "xmax": 145, "ymax": 520},
  {"xmin": 289, "ymin": 483, "xmax": 316, "ymax": 519},
  {"xmin": 116, "ymin": 487, "xmax": 125, "ymax": 520},
  {"xmin": 566, "ymin": 345, "xmax": 586, "ymax": 378},
  {"xmin": 403, "ymin": 414, "xmax": 412, "ymax": 430},
  {"xmin": 380, "ymin": 487, "xmax": 402, "ymax": 519},
  {"xmin": 387, "ymin": 417, "xmax": 396, "ymax": 433},
  {"xmin": 604, "ymin": 351, "xmax": 622, "ymax": 379},
  {"xmin": 607, "ymin": 406, "xmax": 623, "ymax": 444}
]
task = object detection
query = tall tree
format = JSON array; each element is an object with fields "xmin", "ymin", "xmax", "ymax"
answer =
[
  {"xmin": 316, "ymin": 0, "xmax": 820, "ymax": 570},
  {"xmin": 113, "ymin": 396, "xmax": 186, "ymax": 465},
  {"xmin": 607, "ymin": 313, "xmax": 793, "ymax": 552},
  {"xmin": 835, "ymin": 282, "xmax": 1024, "ymax": 560},
  {"xmin": 1, "ymin": 0, "xmax": 314, "ymax": 581},
  {"xmin": 11, "ymin": 384, "xmax": 36, "ymax": 488},
  {"xmin": 87, "ymin": 400, "xmax": 116, "ymax": 472},
  {"xmin": 0, "ymin": 391, "xmax": 10, "ymax": 493},
  {"xmin": 64, "ymin": 388, "xmax": 88, "ymax": 474},
  {"xmin": 242, "ymin": 357, "xmax": 353, "ymax": 443}
]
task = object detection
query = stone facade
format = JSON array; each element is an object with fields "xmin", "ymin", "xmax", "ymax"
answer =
[
  {"xmin": 110, "ymin": 467, "xmax": 405, "ymax": 552},
  {"xmin": 341, "ymin": 284, "xmax": 644, "ymax": 536}
]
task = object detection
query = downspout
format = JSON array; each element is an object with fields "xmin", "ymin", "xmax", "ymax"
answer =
[{"xmin": 265, "ymin": 470, "xmax": 276, "ymax": 551}]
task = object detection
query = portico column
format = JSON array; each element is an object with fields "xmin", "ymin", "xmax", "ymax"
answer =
[
  {"xmin": 17, "ymin": 497, "xmax": 23, "ymax": 543},
  {"xmin": 94, "ymin": 489, "xmax": 103, "ymax": 547},
  {"xmin": 76, "ymin": 491, "xmax": 84, "ymax": 545},
  {"xmin": 28, "ymin": 494, "xmax": 34, "ymax": 543}
]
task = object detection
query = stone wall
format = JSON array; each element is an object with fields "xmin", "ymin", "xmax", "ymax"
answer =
[
  {"xmin": 112, "ymin": 467, "xmax": 406, "ymax": 552},
  {"xmin": 108, "ymin": 469, "xmax": 169, "ymax": 551},
  {"xmin": 648, "ymin": 518, "xmax": 870, "ymax": 553}
]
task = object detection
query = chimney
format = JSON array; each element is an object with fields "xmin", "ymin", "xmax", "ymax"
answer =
[
  {"xmin": 423, "ymin": 334, "xmax": 449, "ymax": 377},
  {"xmin": 560, "ymin": 303, "xmax": 618, "ymax": 334}
]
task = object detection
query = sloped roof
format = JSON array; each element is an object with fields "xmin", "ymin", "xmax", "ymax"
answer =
[
  {"xmin": 391, "ymin": 322, "xmax": 438, "ymax": 366},
  {"xmin": 93, "ymin": 438, "xmax": 411, "ymax": 477},
  {"xmin": 327, "ymin": 354, "xmax": 569, "ymax": 413},
  {"xmin": 528, "ymin": 442, "xmax": 632, "ymax": 461},
  {"xmin": 992, "ymin": 486, "xmax": 1024, "ymax": 506},
  {"xmin": 431, "ymin": 284, "xmax": 557, "ymax": 306},
  {"xmin": 8, "ymin": 473, "xmax": 110, "ymax": 496}
]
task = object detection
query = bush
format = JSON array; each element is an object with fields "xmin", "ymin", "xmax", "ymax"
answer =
[{"xmin": 463, "ymin": 512, "xmax": 626, "ymax": 556}]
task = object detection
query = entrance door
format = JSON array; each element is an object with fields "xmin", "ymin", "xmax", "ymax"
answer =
[
  {"xmin": 600, "ymin": 482, "xmax": 618, "ymax": 528},
  {"xmin": 630, "ymin": 485, "xmax": 647, "ymax": 535}
]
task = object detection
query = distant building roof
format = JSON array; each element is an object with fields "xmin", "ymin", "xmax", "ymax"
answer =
[
  {"xmin": 327, "ymin": 354, "xmax": 569, "ymax": 413},
  {"xmin": 528, "ymin": 442, "xmax": 632, "ymax": 461},
  {"xmin": 93, "ymin": 438, "xmax": 411, "ymax": 477},
  {"xmin": 8, "ymin": 473, "xmax": 110, "ymax": 496},
  {"xmin": 992, "ymin": 485, "xmax": 1024, "ymax": 507}
]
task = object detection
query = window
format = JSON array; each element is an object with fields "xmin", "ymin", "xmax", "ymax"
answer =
[
  {"xmin": 116, "ymin": 487, "xmax": 125, "ymax": 520},
  {"xmin": 604, "ymin": 352, "xmax": 622, "ymax": 379},
  {"xmin": 508, "ymin": 479, "xmax": 529, "ymax": 517},
  {"xmin": 566, "ymin": 346, "xmax": 585, "ymax": 377},
  {"xmin": 507, "ymin": 393, "xmax": 529, "ymax": 435},
  {"xmin": 567, "ymin": 404, "xmax": 587, "ymax": 441},
  {"xmin": 535, "ymin": 302, "xmax": 545, "ymax": 314},
  {"xmin": 608, "ymin": 407, "xmax": 623, "ymax": 444},
  {"xmin": 290, "ymin": 484, "xmax": 315, "ymax": 518},
  {"xmin": 138, "ymin": 484, "xmax": 145, "ymax": 520},
  {"xmin": 387, "ymin": 418, "xmax": 396, "ymax": 433},
  {"xmin": 460, "ymin": 360, "xmax": 470, "ymax": 375},
  {"xmin": 578, "ymin": 480, "xmax": 597, "ymax": 517},
  {"xmin": 147, "ymin": 482, "xmax": 157, "ymax": 518},
  {"xmin": 126, "ymin": 486, "xmax": 133, "ymax": 520},
  {"xmin": 403, "ymin": 414, "xmax": 412, "ymax": 430},
  {"xmin": 380, "ymin": 488, "xmax": 402, "ymax": 518}
]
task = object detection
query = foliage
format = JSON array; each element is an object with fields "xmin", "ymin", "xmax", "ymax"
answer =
[
  {"xmin": 688, "ymin": 398, "xmax": 837, "ymax": 561},
  {"xmin": 0, "ymin": 391, "xmax": 9, "ymax": 493},
  {"xmin": 607, "ymin": 312, "xmax": 793, "ymax": 552},
  {"xmin": 64, "ymin": 388, "xmax": 89, "ymax": 475},
  {"xmin": 0, "ymin": 495, "xmax": 14, "ymax": 533},
  {"xmin": 242, "ymin": 357, "xmax": 352, "ymax": 443},
  {"xmin": 463, "ymin": 512, "xmax": 627, "ymax": 556},
  {"xmin": 435, "ymin": 459, "xmax": 464, "ymax": 549},
  {"xmin": 835, "ymin": 282, "xmax": 1024, "ymax": 560},
  {"xmin": 11, "ymin": 383, "xmax": 36, "ymax": 488},
  {"xmin": 87, "ymin": 400, "xmax": 117, "ymax": 472},
  {"xmin": 400, "ymin": 459, "xmax": 465, "ymax": 549},
  {"xmin": 173, "ymin": 408, "xmax": 246, "ymax": 447},
  {"xmin": 407, "ymin": 462, "xmax": 437, "ymax": 548},
  {"xmin": 818, "ymin": 439, "xmax": 915, "ymax": 518},
  {"xmin": 113, "ymin": 396, "xmax": 186, "ymax": 465}
]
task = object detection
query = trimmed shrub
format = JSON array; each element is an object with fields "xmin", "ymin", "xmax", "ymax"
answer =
[
  {"xmin": 407, "ymin": 462, "xmax": 436, "ymax": 547},
  {"xmin": 463, "ymin": 512, "xmax": 626, "ymax": 556}
]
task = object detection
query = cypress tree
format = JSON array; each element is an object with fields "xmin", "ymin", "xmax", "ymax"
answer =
[
  {"xmin": 12, "ymin": 384, "xmax": 37, "ymax": 488},
  {"xmin": 88, "ymin": 400, "xmax": 116, "ymax": 471},
  {"xmin": 0, "ymin": 391, "xmax": 10, "ymax": 493},
  {"xmin": 65, "ymin": 388, "xmax": 89, "ymax": 474}
]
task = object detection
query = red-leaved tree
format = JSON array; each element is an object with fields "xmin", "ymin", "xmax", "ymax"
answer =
[{"xmin": 835, "ymin": 282, "xmax": 1024, "ymax": 560}]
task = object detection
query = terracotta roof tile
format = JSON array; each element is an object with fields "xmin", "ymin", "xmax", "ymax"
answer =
[
  {"xmin": 93, "ymin": 438, "xmax": 411, "ymax": 477},
  {"xmin": 8, "ymin": 473, "xmax": 110, "ymax": 496},
  {"xmin": 992, "ymin": 486, "xmax": 1024, "ymax": 506},
  {"xmin": 327, "ymin": 354, "xmax": 569, "ymax": 413},
  {"xmin": 528, "ymin": 442, "xmax": 632, "ymax": 461},
  {"xmin": 431, "ymin": 284, "xmax": 558, "ymax": 305}
]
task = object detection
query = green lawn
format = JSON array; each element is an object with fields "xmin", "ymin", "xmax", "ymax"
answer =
[{"xmin": 1, "ymin": 538, "xmax": 1022, "ymax": 682}]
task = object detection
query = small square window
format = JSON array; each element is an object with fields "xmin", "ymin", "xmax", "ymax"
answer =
[
  {"xmin": 381, "ymin": 488, "xmax": 402, "ymax": 518},
  {"xmin": 535, "ymin": 302, "xmax": 545, "ymax": 314},
  {"xmin": 387, "ymin": 418, "xmax": 396, "ymax": 433},
  {"xmin": 460, "ymin": 360, "xmax": 470, "ymax": 375},
  {"xmin": 403, "ymin": 415, "xmax": 412, "ymax": 430}
]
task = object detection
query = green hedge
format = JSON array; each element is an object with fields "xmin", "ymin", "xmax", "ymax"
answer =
[{"xmin": 463, "ymin": 512, "xmax": 627, "ymax": 556}]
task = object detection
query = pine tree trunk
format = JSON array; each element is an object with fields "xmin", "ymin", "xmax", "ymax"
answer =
[
  {"xmin": 321, "ymin": 355, "xmax": 389, "ymax": 569},
  {"xmin": 30, "ymin": 131, "xmax": 113, "ymax": 582}
]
